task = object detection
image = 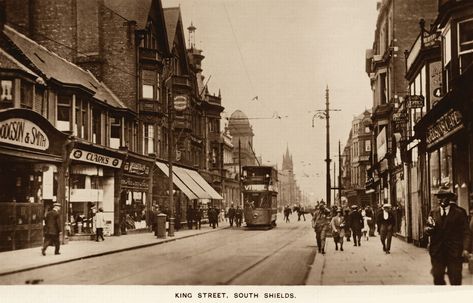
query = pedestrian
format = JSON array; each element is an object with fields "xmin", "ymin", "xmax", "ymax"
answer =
[
  {"xmin": 424, "ymin": 188, "xmax": 471, "ymax": 285},
  {"xmin": 312, "ymin": 205, "xmax": 331, "ymax": 254},
  {"xmin": 343, "ymin": 208, "xmax": 352, "ymax": 242},
  {"xmin": 349, "ymin": 205, "xmax": 363, "ymax": 246},
  {"xmin": 93, "ymin": 207, "xmax": 106, "ymax": 241},
  {"xmin": 208, "ymin": 207, "xmax": 216, "ymax": 229},
  {"xmin": 186, "ymin": 205, "xmax": 194, "ymax": 230},
  {"xmin": 194, "ymin": 205, "xmax": 202, "ymax": 229},
  {"xmin": 228, "ymin": 204, "xmax": 236, "ymax": 227},
  {"xmin": 365, "ymin": 206, "xmax": 376, "ymax": 237},
  {"xmin": 284, "ymin": 205, "xmax": 292, "ymax": 223},
  {"xmin": 42, "ymin": 202, "xmax": 62, "ymax": 256},
  {"xmin": 235, "ymin": 205, "xmax": 243, "ymax": 227},
  {"xmin": 361, "ymin": 209, "xmax": 372, "ymax": 241},
  {"xmin": 297, "ymin": 204, "xmax": 306, "ymax": 221},
  {"xmin": 330, "ymin": 208, "xmax": 345, "ymax": 251},
  {"xmin": 376, "ymin": 203, "xmax": 395, "ymax": 254}
]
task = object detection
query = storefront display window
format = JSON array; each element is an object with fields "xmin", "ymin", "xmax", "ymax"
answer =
[
  {"xmin": 429, "ymin": 143, "xmax": 453, "ymax": 208},
  {"xmin": 121, "ymin": 191, "xmax": 147, "ymax": 231}
]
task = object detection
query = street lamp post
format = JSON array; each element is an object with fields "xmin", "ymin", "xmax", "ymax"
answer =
[
  {"xmin": 167, "ymin": 82, "xmax": 175, "ymax": 237},
  {"xmin": 312, "ymin": 86, "xmax": 340, "ymax": 207}
]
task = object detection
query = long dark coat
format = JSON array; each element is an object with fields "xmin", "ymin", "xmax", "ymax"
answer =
[
  {"xmin": 44, "ymin": 209, "xmax": 61, "ymax": 235},
  {"xmin": 427, "ymin": 204, "xmax": 471, "ymax": 258}
]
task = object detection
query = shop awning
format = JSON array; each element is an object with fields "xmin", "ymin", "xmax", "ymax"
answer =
[
  {"xmin": 186, "ymin": 170, "xmax": 223, "ymax": 200},
  {"xmin": 155, "ymin": 161, "xmax": 198, "ymax": 200},
  {"xmin": 172, "ymin": 166, "xmax": 212, "ymax": 199}
]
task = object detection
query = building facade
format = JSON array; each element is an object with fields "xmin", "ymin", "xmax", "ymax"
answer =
[
  {"xmin": 0, "ymin": 0, "xmax": 226, "ymax": 250},
  {"xmin": 365, "ymin": 0, "xmax": 439, "ymax": 240}
]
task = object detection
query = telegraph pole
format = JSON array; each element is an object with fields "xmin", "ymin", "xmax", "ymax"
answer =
[
  {"xmin": 325, "ymin": 87, "xmax": 331, "ymax": 206},
  {"xmin": 338, "ymin": 140, "xmax": 342, "ymax": 206},
  {"xmin": 312, "ymin": 86, "xmax": 340, "ymax": 208}
]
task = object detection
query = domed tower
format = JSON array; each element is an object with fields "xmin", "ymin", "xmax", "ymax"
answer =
[{"xmin": 227, "ymin": 110, "xmax": 257, "ymax": 167}]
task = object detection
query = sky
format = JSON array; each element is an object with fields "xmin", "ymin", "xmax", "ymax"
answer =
[{"xmin": 162, "ymin": 0, "xmax": 379, "ymax": 202}]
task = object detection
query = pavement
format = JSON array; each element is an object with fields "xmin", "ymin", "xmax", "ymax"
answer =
[
  {"xmin": 306, "ymin": 234, "xmax": 473, "ymax": 285},
  {"xmin": 0, "ymin": 224, "xmax": 228, "ymax": 277}
]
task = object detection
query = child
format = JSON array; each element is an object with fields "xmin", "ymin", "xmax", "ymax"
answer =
[{"xmin": 361, "ymin": 210, "xmax": 371, "ymax": 241}]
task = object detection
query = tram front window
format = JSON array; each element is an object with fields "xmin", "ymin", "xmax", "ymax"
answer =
[{"xmin": 245, "ymin": 194, "xmax": 271, "ymax": 208}]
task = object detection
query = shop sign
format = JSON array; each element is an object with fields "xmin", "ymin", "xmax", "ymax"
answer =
[
  {"xmin": 173, "ymin": 95, "xmax": 188, "ymax": 112},
  {"xmin": 393, "ymin": 112, "xmax": 408, "ymax": 123},
  {"xmin": 423, "ymin": 32, "xmax": 440, "ymax": 47},
  {"xmin": 121, "ymin": 178, "xmax": 149, "ymax": 190},
  {"xmin": 429, "ymin": 61, "xmax": 442, "ymax": 105},
  {"xmin": 70, "ymin": 148, "xmax": 122, "ymax": 168},
  {"xmin": 0, "ymin": 118, "xmax": 49, "ymax": 150},
  {"xmin": 244, "ymin": 184, "xmax": 266, "ymax": 191},
  {"xmin": 123, "ymin": 161, "xmax": 150, "ymax": 176},
  {"xmin": 405, "ymin": 95, "xmax": 425, "ymax": 109},
  {"xmin": 377, "ymin": 127, "xmax": 387, "ymax": 161},
  {"xmin": 426, "ymin": 109, "xmax": 463, "ymax": 147}
]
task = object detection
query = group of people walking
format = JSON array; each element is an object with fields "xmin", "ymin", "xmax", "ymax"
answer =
[
  {"xmin": 311, "ymin": 201, "xmax": 397, "ymax": 255},
  {"xmin": 226, "ymin": 204, "xmax": 243, "ymax": 227},
  {"xmin": 310, "ymin": 185, "xmax": 473, "ymax": 285}
]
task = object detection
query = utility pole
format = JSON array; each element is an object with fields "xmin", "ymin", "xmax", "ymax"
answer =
[
  {"xmin": 167, "ymin": 85, "xmax": 175, "ymax": 237},
  {"xmin": 312, "ymin": 86, "xmax": 340, "ymax": 208},
  {"xmin": 338, "ymin": 140, "xmax": 342, "ymax": 206},
  {"xmin": 238, "ymin": 138, "xmax": 242, "ymax": 207},
  {"xmin": 325, "ymin": 87, "xmax": 331, "ymax": 207}
]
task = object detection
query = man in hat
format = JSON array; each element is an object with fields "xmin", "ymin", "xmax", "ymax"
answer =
[
  {"xmin": 42, "ymin": 202, "xmax": 62, "ymax": 256},
  {"xmin": 312, "ymin": 205, "xmax": 331, "ymax": 254},
  {"xmin": 376, "ymin": 203, "xmax": 395, "ymax": 254},
  {"xmin": 424, "ymin": 187, "xmax": 471, "ymax": 285},
  {"xmin": 349, "ymin": 205, "xmax": 363, "ymax": 246}
]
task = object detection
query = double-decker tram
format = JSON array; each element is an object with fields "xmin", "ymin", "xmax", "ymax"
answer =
[{"xmin": 241, "ymin": 165, "xmax": 278, "ymax": 228}]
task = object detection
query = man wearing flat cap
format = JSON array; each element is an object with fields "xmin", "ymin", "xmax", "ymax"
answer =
[
  {"xmin": 376, "ymin": 203, "xmax": 395, "ymax": 254},
  {"xmin": 42, "ymin": 202, "xmax": 62, "ymax": 256},
  {"xmin": 425, "ymin": 187, "xmax": 471, "ymax": 285}
]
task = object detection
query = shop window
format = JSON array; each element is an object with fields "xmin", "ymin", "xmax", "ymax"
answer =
[
  {"xmin": 57, "ymin": 94, "xmax": 72, "ymax": 131},
  {"xmin": 20, "ymin": 80, "xmax": 33, "ymax": 109},
  {"xmin": 0, "ymin": 80, "xmax": 13, "ymax": 105},
  {"xmin": 110, "ymin": 115, "xmax": 121, "ymax": 149},
  {"xmin": 458, "ymin": 18, "xmax": 473, "ymax": 74}
]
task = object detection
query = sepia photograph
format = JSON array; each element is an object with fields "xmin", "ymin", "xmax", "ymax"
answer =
[{"xmin": 0, "ymin": 0, "xmax": 473, "ymax": 302}]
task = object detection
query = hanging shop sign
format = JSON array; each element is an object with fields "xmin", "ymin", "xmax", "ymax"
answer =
[
  {"xmin": 429, "ymin": 61, "xmax": 442, "ymax": 105},
  {"xmin": 70, "ymin": 148, "xmax": 122, "ymax": 168},
  {"xmin": 405, "ymin": 95, "xmax": 425, "ymax": 109},
  {"xmin": 120, "ymin": 178, "xmax": 149, "ymax": 191},
  {"xmin": 426, "ymin": 109, "xmax": 463, "ymax": 148},
  {"xmin": 173, "ymin": 95, "xmax": 188, "ymax": 112},
  {"xmin": 0, "ymin": 118, "xmax": 49, "ymax": 150},
  {"xmin": 376, "ymin": 127, "xmax": 387, "ymax": 161},
  {"xmin": 123, "ymin": 161, "xmax": 150, "ymax": 177}
]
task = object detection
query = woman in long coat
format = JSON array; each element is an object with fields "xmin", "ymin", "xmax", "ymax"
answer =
[{"xmin": 330, "ymin": 209, "xmax": 345, "ymax": 251}]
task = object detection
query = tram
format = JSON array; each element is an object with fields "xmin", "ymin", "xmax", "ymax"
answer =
[{"xmin": 241, "ymin": 165, "xmax": 278, "ymax": 228}]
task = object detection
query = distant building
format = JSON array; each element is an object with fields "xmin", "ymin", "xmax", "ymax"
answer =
[
  {"xmin": 278, "ymin": 146, "xmax": 299, "ymax": 208},
  {"xmin": 341, "ymin": 110, "xmax": 373, "ymax": 208}
]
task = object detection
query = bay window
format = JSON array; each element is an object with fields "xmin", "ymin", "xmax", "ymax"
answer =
[
  {"xmin": 0, "ymin": 80, "xmax": 13, "ymax": 105},
  {"xmin": 110, "ymin": 115, "xmax": 121, "ymax": 149},
  {"xmin": 143, "ymin": 123, "xmax": 155, "ymax": 155}
]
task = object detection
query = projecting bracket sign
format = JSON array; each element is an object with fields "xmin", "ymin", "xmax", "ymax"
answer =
[{"xmin": 70, "ymin": 148, "xmax": 122, "ymax": 168}]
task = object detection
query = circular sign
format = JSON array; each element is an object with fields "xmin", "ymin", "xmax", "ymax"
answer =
[
  {"xmin": 433, "ymin": 88, "xmax": 442, "ymax": 98},
  {"xmin": 173, "ymin": 95, "xmax": 188, "ymax": 111}
]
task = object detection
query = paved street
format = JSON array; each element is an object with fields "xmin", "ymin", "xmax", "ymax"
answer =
[{"xmin": 0, "ymin": 214, "xmax": 472, "ymax": 285}]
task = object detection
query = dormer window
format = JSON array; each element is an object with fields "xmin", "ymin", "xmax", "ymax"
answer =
[{"xmin": 458, "ymin": 18, "xmax": 473, "ymax": 74}]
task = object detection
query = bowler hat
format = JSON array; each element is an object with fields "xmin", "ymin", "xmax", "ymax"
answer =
[
  {"xmin": 434, "ymin": 187, "xmax": 456, "ymax": 198},
  {"xmin": 351, "ymin": 205, "xmax": 358, "ymax": 209},
  {"xmin": 382, "ymin": 203, "xmax": 392, "ymax": 208},
  {"xmin": 53, "ymin": 203, "xmax": 61, "ymax": 207}
]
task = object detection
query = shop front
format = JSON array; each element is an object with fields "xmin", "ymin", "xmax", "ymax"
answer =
[
  {"xmin": 0, "ymin": 108, "xmax": 68, "ymax": 251},
  {"xmin": 67, "ymin": 142, "xmax": 125, "ymax": 239},
  {"xmin": 118, "ymin": 153, "xmax": 153, "ymax": 234},
  {"xmin": 416, "ymin": 98, "xmax": 471, "ymax": 219},
  {"xmin": 154, "ymin": 161, "xmax": 223, "ymax": 228}
]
